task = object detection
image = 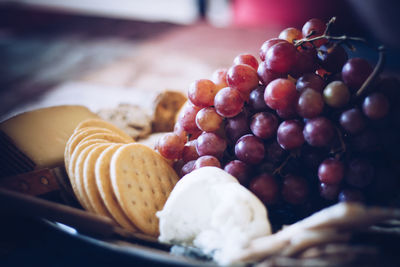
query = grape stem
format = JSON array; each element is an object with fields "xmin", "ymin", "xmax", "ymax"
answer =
[
  {"xmin": 356, "ymin": 46, "xmax": 386, "ymax": 97},
  {"xmin": 331, "ymin": 126, "xmax": 346, "ymax": 156},
  {"xmin": 294, "ymin": 16, "xmax": 386, "ymax": 99},
  {"xmin": 273, "ymin": 152, "xmax": 295, "ymax": 176}
]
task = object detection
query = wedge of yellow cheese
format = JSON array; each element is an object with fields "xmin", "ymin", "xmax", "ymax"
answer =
[{"xmin": 0, "ymin": 105, "xmax": 99, "ymax": 170}]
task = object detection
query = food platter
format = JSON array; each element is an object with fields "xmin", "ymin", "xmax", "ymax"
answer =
[{"xmin": 1, "ymin": 15, "xmax": 400, "ymax": 267}]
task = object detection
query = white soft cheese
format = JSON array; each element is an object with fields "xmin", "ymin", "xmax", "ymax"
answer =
[{"xmin": 157, "ymin": 167, "xmax": 271, "ymax": 265}]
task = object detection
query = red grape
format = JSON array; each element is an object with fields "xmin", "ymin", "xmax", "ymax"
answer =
[
  {"xmin": 194, "ymin": 155, "xmax": 221, "ymax": 169},
  {"xmin": 157, "ymin": 132, "xmax": 186, "ymax": 159},
  {"xmin": 266, "ymin": 42, "xmax": 297, "ymax": 74},
  {"xmin": 362, "ymin": 92, "xmax": 390, "ymax": 120},
  {"xmin": 290, "ymin": 47, "xmax": 318, "ymax": 78},
  {"xmin": 339, "ymin": 108, "xmax": 366, "ymax": 134},
  {"xmin": 196, "ymin": 132, "xmax": 227, "ymax": 158},
  {"xmin": 278, "ymin": 27, "xmax": 302, "ymax": 43},
  {"xmin": 296, "ymin": 88, "xmax": 324, "ymax": 118},
  {"xmin": 182, "ymin": 140, "xmax": 199, "ymax": 163},
  {"xmin": 318, "ymin": 158, "xmax": 344, "ymax": 184},
  {"xmin": 282, "ymin": 175, "xmax": 309, "ymax": 205},
  {"xmin": 342, "ymin": 58, "xmax": 373, "ymax": 91},
  {"xmin": 195, "ymin": 107, "xmax": 223, "ymax": 132},
  {"xmin": 323, "ymin": 81, "xmax": 350, "ymax": 108},
  {"xmin": 257, "ymin": 61, "xmax": 285, "ymax": 86},
  {"xmin": 224, "ymin": 160, "xmax": 251, "ymax": 185},
  {"xmin": 249, "ymin": 173, "xmax": 279, "ymax": 205},
  {"xmin": 214, "ymin": 87, "xmax": 244, "ymax": 118},
  {"xmin": 264, "ymin": 78, "xmax": 297, "ymax": 110},
  {"xmin": 174, "ymin": 121, "xmax": 188, "ymax": 140},
  {"xmin": 259, "ymin": 38, "xmax": 288, "ymax": 61},
  {"xmin": 211, "ymin": 68, "xmax": 228, "ymax": 90},
  {"xmin": 302, "ymin": 18, "xmax": 327, "ymax": 47},
  {"xmin": 250, "ymin": 112, "xmax": 279, "ymax": 139},
  {"xmin": 226, "ymin": 64, "xmax": 259, "ymax": 95},
  {"xmin": 188, "ymin": 79, "xmax": 217, "ymax": 108},
  {"xmin": 235, "ymin": 134, "xmax": 265, "ymax": 164},
  {"xmin": 233, "ymin": 53, "xmax": 259, "ymax": 70},
  {"xmin": 277, "ymin": 120, "xmax": 305, "ymax": 150},
  {"xmin": 303, "ymin": 117, "xmax": 335, "ymax": 147},
  {"xmin": 177, "ymin": 101, "xmax": 201, "ymax": 134}
]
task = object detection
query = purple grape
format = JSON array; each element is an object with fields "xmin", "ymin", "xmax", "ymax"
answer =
[
  {"xmin": 265, "ymin": 140, "xmax": 287, "ymax": 163},
  {"xmin": 296, "ymin": 88, "xmax": 324, "ymax": 118},
  {"xmin": 342, "ymin": 58, "xmax": 373, "ymax": 91},
  {"xmin": 235, "ymin": 134, "xmax": 265, "ymax": 164},
  {"xmin": 303, "ymin": 117, "xmax": 335, "ymax": 147},
  {"xmin": 296, "ymin": 73, "xmax": 325, "ymax": 93},
  {"xmin": 339, "ymin": 108, "xmax": 366, "ymax": 134},
  {"xmin": 250, "ymin": 112, "xmax": 279, "ymax": 139},
  {"xmin": 277, "ymin": 120, "xmax": 305, "ymax": 150},
  {"xmin": 181, "ymin": 160, "xmax": 196, "ymax": 177},
  {"xmin": 362, "ymin": 92, "xmax": 390, "ymax": 120},
  {"xmin": 345, "ymin": 158, "xmax": 374, "ymax": 188},
  {"xmin": 318, "ymin": 158, "xmax": 344, "ymax": 184},
  {"xmin": 224, "ymin": 160, "xmax": 251, "ymax": 185},
  {"xmin": 248, "ymin": 85, "xmax": 269, "ymax": 112},
  {"xmin": 317, "ymin": 43, "xmax": 348, "ymax": 73},
  {"xmin": 225, "ymin": 111, "xmax": 251, "ymax": 143},
  {"xmin": 351, "ymin": 129, "xmax": 379, "ymax": 153},
  {"xmin": 319, "ymin": 182, "xmax": 341, "ymax": 201},
  {"xmin": 196, "ymin": 132, "xmax": 227, "ymax": 158},
  {"xmin": 249, "ymin": 173, "xmax": 279, "ymax": 205},
  {"xmin": 282, "ymin": 175, "xmax": 309, "ymax": 205},
  {"xmin": 338, "ymin": 188, "xmax": 365, "ymax": 203}
]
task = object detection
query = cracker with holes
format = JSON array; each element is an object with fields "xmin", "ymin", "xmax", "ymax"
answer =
[
  {"xmin": 83, "ymin": 143, "xmax": 115, "ymax": 217},
  {"xmin": 95, "ymin": 144, "xmax": 138, "ymax": 231},
  {"xmin": 110, "ymin": 143, "xmax": 179, "ymax": 236},
  {"xmin": 68, "ymin": 139, "xmax": 109, "ymax": 209},
  {"xmin": 65, "ymin": 127, "xmax": 113, "ymax": 171},
  {"xmin": 68, "ymin": 132, "xmax": 129, "ymax": 209}
]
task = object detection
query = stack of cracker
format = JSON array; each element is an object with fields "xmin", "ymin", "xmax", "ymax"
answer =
[{"xmin": 64, "ymin": 119, "xmax": 179, "ymax": 236}]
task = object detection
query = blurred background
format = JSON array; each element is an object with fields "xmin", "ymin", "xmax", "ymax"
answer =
[{"xmin": 0, "ymin": 0, "xmax": 399, "ymax": 119}]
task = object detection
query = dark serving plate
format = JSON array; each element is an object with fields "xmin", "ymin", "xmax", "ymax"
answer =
[{"xmin": 40, "ymin": 219, "xmax": 216, "ymax": 267}]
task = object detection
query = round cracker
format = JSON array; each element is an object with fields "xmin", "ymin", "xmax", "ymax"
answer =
[
  {"xmin": 75, "ymin": 119, "xmax": 134, "ymax": 142},
  {"xmin": 75, "ymin": 143, "xmax": 107, "ymax": 211},
  {"xmin": 65, "ymin": 127, "xmax": 113, "ymax": 171},
  {"xmin": 68, "ymin": 132, "xmax": 129, "ymax": 209},
  {"xmin": 83, "ymin": 143, "xmax": 114, "ymax": 217},
  {"xmin": 68, "ymin": 139, "xmax": 109, "ymax": 210},
  {"xmin": 95, "ymin": 144, "xmax": 137, "ymax": 231},
  {"xmin": 110, "ymin": 143, "xmax": 179, "ymax": 236}
]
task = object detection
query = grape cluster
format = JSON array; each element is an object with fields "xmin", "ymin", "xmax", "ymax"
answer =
[{"xmin": 157, "ymin": 18, "xmax": 400, "ymax": 227}]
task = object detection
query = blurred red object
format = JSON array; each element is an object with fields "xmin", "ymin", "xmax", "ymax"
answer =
[{"xmin": 232, "ymin": 0, "xmax": 339, "ymax": 28}]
